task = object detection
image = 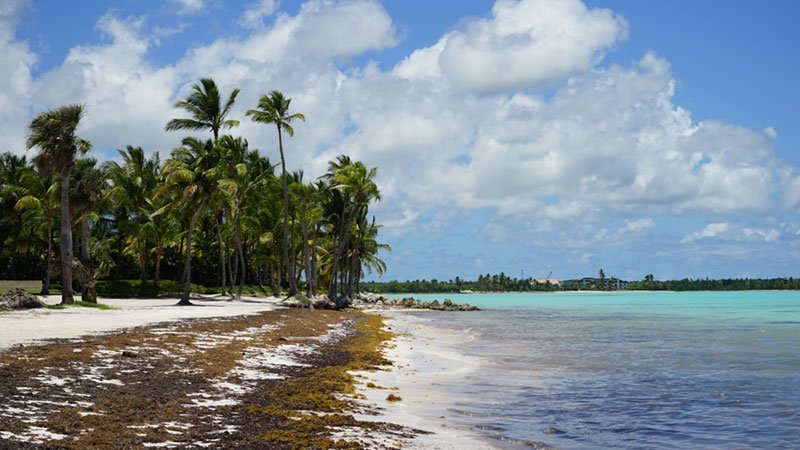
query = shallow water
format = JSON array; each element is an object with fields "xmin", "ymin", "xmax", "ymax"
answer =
[{"xmin": 394, "ymin": 291, "xmax": 800, "ymax": 449}]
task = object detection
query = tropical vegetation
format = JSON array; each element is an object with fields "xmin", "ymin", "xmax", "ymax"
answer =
[
  {"xmin": 0, "ymin": 79, "xmax": 387, "ymax": 308},
  {"xmin": 361, "ymin": 273, "xmax": 800, "ymax": 293}
]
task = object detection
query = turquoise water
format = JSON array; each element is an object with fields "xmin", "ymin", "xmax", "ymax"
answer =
[{"xmin": 393, "ymin": 291, "xmax": 800, "ymax": 449}]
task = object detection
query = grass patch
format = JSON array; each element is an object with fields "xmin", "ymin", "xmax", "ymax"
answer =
[
  {"xmin": 386, "ymin": 394, "xmax": 402, "ymax": 402},
  {"xmin": 71, "ymin": 301, "xmax": 115, "ymax": 310},
  {"xmin": 44, "ymin": 301, "xmax": 114, "ymax": 310}
]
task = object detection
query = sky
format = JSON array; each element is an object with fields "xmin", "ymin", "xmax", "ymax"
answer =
[{"xmin": 2, "ymin": 0, "xmax": 799, "ymax": 282}]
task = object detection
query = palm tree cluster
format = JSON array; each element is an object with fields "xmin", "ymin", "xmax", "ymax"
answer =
[{"xmin": 0, "ymin": 79, "xmax": 387, "ymax": 307}]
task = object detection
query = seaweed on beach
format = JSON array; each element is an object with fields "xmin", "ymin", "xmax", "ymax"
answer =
[{"xmin": 0, "ymin": 310, "xmax": 423, "ymax": 449}]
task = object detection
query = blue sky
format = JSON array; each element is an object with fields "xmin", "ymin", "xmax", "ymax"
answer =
[{"xmin": 2, "ymin": 0, "xmax": 799, "ymax": 282}]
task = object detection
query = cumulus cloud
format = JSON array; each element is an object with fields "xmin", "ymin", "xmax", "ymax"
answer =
[
  {"xmin": 240, "ymin": 0, "xmax": 278, "ymax": 28},
  {"xmin": 681, "ymin": 222, "xmax": 731, "ymax": 243},
  {"xmin": 31, "ymin": 14, "xmax": 180, "ymax": 156},
  {"xmin": 395, "ymin": 0, "xmax": 628, "ymax": 92},
  {"xmin": 0, "ymin": 0, "xmax": 35, "ymax": 153}
]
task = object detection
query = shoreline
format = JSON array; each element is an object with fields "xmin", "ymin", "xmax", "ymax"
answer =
[
  {"xmin": 354, "ymin": 310, "xmax": 493, "ymax": 449},
  {"xmin": 0, "ymin": 295, "xmax": 494, "ymax": 448}
]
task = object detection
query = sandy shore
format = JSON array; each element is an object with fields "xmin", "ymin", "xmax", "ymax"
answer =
[
  {"xmin": 0, "ymin": 295, "xmax": 281, "ymax": 351},
  {"xmin": 355, "ymin": 311, "xmax": 495, "ymax": 449}
]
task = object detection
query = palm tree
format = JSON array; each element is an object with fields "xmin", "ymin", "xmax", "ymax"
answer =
[
  {"xmin": 27, "ymin": 104, "xmax": 91, "ymax": 305},
  {"xmin": 325, "ymin": 158, "xmax": 380, "ymax": 305},
  {"xmin": 0, "ymin": 153, "xmax": 30, "ymax": 280},
  {"xmin": 159, "ymin": 137, "xmax": 226, "ymax": 305},
  {"xmin": 70, "ymin": 158, "xmax": 108, "ymax": 303},
  {"xmin": 105, "ymin": 146, "xmax": 161, "ymax": 283},
  {"xmin": 246, "ymin": 90, "xmax": 305, "ymax": 297},
  {"xmin": 353, "ymin": 217, "xmax": 390, "ymax": 294},
  {"xmin": 165, "ymin": 78, "xmax": 240, "ymax": 141},
  {"xmin": 290, "ymin": 176, "xmax": 320, "ymax": 297},
  {"xmin": 14, "ymin": 163, "xmax": 58, "ymax": 294},
  {"xmin": 217, "ymin": 135, "xmax": 274, "ymax": 299}
]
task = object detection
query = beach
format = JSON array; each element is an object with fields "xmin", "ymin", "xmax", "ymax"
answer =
[{"xmin": 0, "ymin": 295, "xmax": 491, "ymax": 449}]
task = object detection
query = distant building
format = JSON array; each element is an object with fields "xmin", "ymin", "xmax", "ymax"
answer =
[{"xmin": 564, "ymin": 277, "xmax": 629, "ymax": 290}]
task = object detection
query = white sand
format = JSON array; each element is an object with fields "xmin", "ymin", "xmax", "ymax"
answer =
[
  {"xmin": 0, "ymin": 294, "xmax": 281, "ymax": 351},
  {"xmin": 355, "ymin": 311, "xmax": 497, "ymax": 449}
]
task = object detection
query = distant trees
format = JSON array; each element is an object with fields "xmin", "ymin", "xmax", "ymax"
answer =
[{"xmin": 362, "ymin": 274, "xmax": 800, "ymax": 293}]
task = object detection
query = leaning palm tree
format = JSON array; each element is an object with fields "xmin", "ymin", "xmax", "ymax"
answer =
[
  {"xmin": 158, "ymin": 137, "xmax": 226, "ymax": 305},
  {"xmin": 27, "ymin": 104, "xmax": 91, "ymax": 305},
  {"xmin": 246, "ymin": 90, "xmax": 305, "ymax": 297},
  {"xmin": 165, "ymin": 78, "xmax": 240, "ymax": 141}
]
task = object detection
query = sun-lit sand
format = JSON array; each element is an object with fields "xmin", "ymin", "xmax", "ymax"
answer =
[
  {"xmin": 0, "ymin": 294, "xmax": 281, "ymax": 351},
  {"xmin": 354, "ymin": 311, "xmax": 494, "ymax": 449}
]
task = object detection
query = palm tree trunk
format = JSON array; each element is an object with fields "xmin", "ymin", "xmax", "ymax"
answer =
[
  {"xmin": 215, "ymin": 213, "xmax": 227, "ymax": 295},
  {"xmin": 329, "ymin": 212, "xmax": 352, "ymax": 306},
  {"xmin": 59, "ymin": 171, "xmax": 74, "ymax": 305},
  {"xmin": 154, "ymin": 248, "xmax": 162, "ymax": 287},
  {"xmin": 310, "ymin": 223, "xmax": 318, "ymax": 296},
  {"xmin": 42, "ymin": 224, "xmax": 52, "ymax": 295},
  {"xmin": 80, "ymin": 215, "xmax": 96, "ymax": 303},
  {"xmin": 180, "ymin": 197, "xmax": 207, "ymax": 305},
  {"xmin": 277, "ymin": 125, "xmax": 297, "ymax": 297},
  {"xmin": 271, "ymin": 262, "xmax": 281, "ymax": 297},
  {"xmin": 229, "ymin": 236, "xmax": 237, "ymax": 296},
  {"xmin": 139, "ymin": 242, "xmax": 147, "ymax": 283},
  {"xmin": 234, "ymin": 211, "xmax": 245, "ymax": 300},
  {"xmin": 301, "ymin": 208, "xmax": 312, "ymax": 297},
  {"xmin": 114, "ymin": 225, "xmax": 124, "ymax": 280}
]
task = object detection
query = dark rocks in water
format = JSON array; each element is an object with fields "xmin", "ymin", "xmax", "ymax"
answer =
[
  {"xmin": 350, "ymin": 293, "xmax": 480, "ymax": 311},
  {"xmin": 542, "ymin": 427, "xmax": 565, "ymax": 435},
  {"xmin": 0, "ymin": 288, "xmax": 46, "ymax": 310}
]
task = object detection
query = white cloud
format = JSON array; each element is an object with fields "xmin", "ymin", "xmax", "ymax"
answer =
[
  {"xmin": 681, "ymin": 222, "xmax": 731, "ymax": 243},
  {"xmin": 170, "ymin": 0, "xmax": 205, "ymax": 15},
  {"xmin": 31, "ymin": 14, "xmax": 180, "ymax": 156},
  {"xmin": 395, "ymin": 0, "xmax": 628, "ymax": 93},
  {"xmin": 0, "ymin": 0, "xmax": 35, "ymax": 153},
  {"xmin": 764, "ymin": 126, "xmax": 777, "ymax": 139},
  {"xmin": 240, "ymin": 0, "xmax": 278, "ymax": 28},
  {"xmin": 742, "ymin": 227, "xmax": 779, "ymax": 243}
]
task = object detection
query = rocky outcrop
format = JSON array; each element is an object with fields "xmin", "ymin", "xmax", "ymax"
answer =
[
  {"xmin": 0, "ymin": 288, "xmax": 46, "ymax": 310},
  {"xmin": 351, "ymin": 293, "xmax": 479, "ymax": 311}
]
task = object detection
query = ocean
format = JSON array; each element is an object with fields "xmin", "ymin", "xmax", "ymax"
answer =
[{"xmin": 391, "ymin": 291, "xmax": 800, "ymax": 449}]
